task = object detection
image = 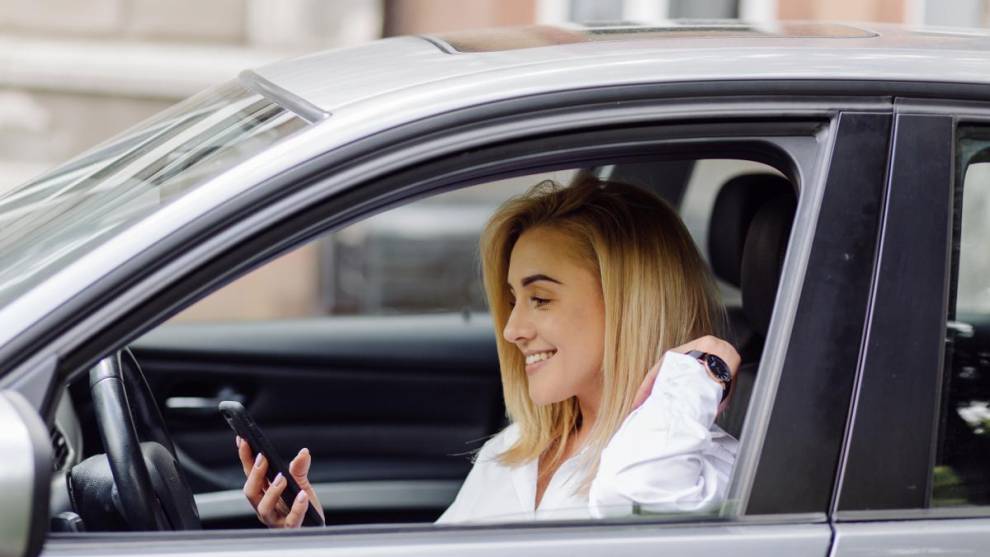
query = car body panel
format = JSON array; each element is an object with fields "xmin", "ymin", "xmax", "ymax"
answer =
[
  {"xmin": 832, "ymin": 518, "xmax": 990, "ymax": 556},
  {"xmin": 0, "ymin": 391, "xmax": 51, "ymax": 557},
  {"xmin": 747, "ymin": 111, "xmax": 892, "ymax": 515},
  {"xmin": 835, "ymin": 113, "xmax": 954, "ymax": 513},
  {"xmin": 41, "ymin": 521, "xmax": 832, "ymax": 557}
]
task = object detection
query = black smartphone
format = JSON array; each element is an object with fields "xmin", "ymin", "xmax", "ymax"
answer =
[{"xmin": 218, "ymin": 400, "xmax": 325, "ymax": 526}]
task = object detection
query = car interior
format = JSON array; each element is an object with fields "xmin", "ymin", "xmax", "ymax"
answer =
[{"xmin": 47, "ymin": 155, "xmax": 798, "ymax": 532}]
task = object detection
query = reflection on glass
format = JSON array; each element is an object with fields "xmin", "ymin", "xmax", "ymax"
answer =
[
  {"xmin": 0, "ymin": 81, "xmax": 308, "ymax": 309},
  {"xmin": 935, "ymin": 148, "xmax": 990, "ymax": 507}
]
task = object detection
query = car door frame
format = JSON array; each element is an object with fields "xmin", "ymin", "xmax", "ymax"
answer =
[
  {"xmin": 831, "ymin": 96, "xmax": 990, "ymax": 554},
  {"xmin": 19, "ymin": 81, "xmax": 896, "ymax": 556}
]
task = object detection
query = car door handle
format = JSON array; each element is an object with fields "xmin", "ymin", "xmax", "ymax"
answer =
[
  {"xmin": 948, "ymin": 320, "xmax": 975, "ymax": 339},
  {"xmin": 165, "ymin": 396, "xmax": 223, "ymax": 411},
  {"xmin": 165, "ymin": 387, "xmax": 245, "ymax": 415}
]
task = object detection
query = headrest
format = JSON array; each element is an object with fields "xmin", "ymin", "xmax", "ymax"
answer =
[
  {"xmin": 741, "ymin": 192, "xmax": 797, "ymax": 337},
  {"xmin": 708, "ymin": 173, "xmax": 794, "ymax": 287}
]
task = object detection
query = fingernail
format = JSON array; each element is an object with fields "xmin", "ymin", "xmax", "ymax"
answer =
[
  {"xmin": 298, "ymin": 447, "xmax": 309, "ymax": 458},
  {"xmin": 236, "ymin": 436, "xmax": 242, "ymax": 448},
  {"xmin": 295, "ymin": 490, "xmax": 307, "ymax": 503},
  {"xmin": 254, "ymin": 453, "xmax": 264, "ymax": 468},
  {"xmin": 273, "ymin": 473, "xmax": 284, "ymax": 487}
]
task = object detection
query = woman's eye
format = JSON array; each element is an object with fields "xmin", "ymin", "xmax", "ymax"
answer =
[{"xmin": 531, "ymin": 297, "xmax": 550, "ymax": 307}]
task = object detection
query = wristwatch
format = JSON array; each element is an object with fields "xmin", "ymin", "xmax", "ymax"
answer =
[{"xmin": 686, "ymin": 350, "xmax": 732, "ymax": 402}]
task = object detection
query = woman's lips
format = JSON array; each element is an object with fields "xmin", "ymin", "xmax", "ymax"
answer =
[{"xmin": 525, "ymin": 351, "xmax": 556, "ymax": 375}]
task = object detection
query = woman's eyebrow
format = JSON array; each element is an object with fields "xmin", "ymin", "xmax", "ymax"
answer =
[{"xmin": 521, "ymin": 274, "xmax": 563, "ymax": 287}]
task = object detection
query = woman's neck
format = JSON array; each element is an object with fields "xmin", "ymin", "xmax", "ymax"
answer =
[{"xmin": 576, "ymin": 392, "xmax": 599, "ymax": 434}]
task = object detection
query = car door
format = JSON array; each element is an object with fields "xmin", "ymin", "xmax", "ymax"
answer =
[
  {"xmin": 831, "ymin": 100, "xmax": 990, "ymax": 552},
  {"xmin": 129, "ymin": 314, "xmax": 503, "ymax": 526},
  {"xmin": 38, "ymin": 82, "xmax": 894, "ymax": 556}
]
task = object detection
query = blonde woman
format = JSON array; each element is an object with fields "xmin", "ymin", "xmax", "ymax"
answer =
[{"xmin": 236, "ymin": 177, "xmax": 740, "ymax": 526}]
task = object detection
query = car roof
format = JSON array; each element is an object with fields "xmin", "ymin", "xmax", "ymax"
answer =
[{"xmin": 253, "ymin": 21, "xmax": 990, "ymax": 114}]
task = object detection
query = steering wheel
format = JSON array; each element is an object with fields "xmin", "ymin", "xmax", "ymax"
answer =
[{"xmin": 88, "ymin": 349, "xmax": 200, "ymax": 530}]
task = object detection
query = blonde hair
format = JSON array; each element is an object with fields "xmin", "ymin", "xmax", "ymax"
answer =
[{"xmin": 479, "ymin": 176, "xmax": 725, "ymax": 491}]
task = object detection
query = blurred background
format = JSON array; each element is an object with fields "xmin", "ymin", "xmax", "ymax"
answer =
[{"xmin": 2, "ymin": 0, "xmax": 989, "ymax": 322}]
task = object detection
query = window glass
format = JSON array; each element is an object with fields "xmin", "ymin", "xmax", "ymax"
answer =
[
  {"xmin": 0, "ymin": 80, "xmax": 308, "ymax": 309},
  {"xmin": 171, "ymin": 159, "xmax": 781, "ymax": 323},
  {"xmin": 934, "ymin": 129, "xmax": 990, "ymax": 506},
  {"xmin": 169, "ymin": 170, "xmax": 578, "ymax": 322}
]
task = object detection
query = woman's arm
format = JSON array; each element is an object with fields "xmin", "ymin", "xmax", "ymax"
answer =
[{"xmin": 589, "ymin": 337, "xmax": 740, "ymax": 518}]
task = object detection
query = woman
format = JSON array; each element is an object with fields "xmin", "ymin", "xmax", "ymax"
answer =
[{"xmin": 236, "ymin": 177, "xmax": 740, "ymax": 526}]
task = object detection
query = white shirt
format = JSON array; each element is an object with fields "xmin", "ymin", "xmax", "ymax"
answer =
[{"xmin": 436, "ymin": 351, "xmax": 738, "ymax": 523}]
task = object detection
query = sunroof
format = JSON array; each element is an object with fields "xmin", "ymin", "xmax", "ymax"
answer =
[{"xmin": 430, "ymin": 22, "xmax": 877, "ymax": 53}]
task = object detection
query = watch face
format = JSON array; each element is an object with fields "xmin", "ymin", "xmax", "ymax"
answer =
[{"xmin": 704, "ymin": 354, "xmax": 732, "ymax": 383}]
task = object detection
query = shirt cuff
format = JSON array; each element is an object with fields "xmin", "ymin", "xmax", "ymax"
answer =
[{"xmin": 651, "ymin": 351, "xmax": 725, "ymax": 413}]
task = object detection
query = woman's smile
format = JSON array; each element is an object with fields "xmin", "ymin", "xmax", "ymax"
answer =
[{"xmin": 524, "ymin": 349, "xmax": 558, "ymax": 373}]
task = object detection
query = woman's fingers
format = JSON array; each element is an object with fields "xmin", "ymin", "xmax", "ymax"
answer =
[
  {"xmin": 288, "ymin": 448, "xmax": 324, "ymax": 521},
  {"xmin": 671, "ymin": 335, "xmax": 741, "ymax": 415},
  {"xmin": 634, "ymin": 336, "xmax": 741, "ymax": 416},
  {"xmin": 242, "ymin": 452, "xmax": 268, "ymax": 511},
  {"xmin": 283, "ymin": 490, "xmax": 310, "ymax": 528},
  {"xmin": 236, "ymin": 436, "xmax": 255, "ymax": 477},
  {"xmin": 236, "ymin": 441, "xmax": 323, "ymax": 527},
  {"xmin": 257, "ymin": 472, "xmax": 287, "ymax": 526},
  {"xmin": 673, "ymin": 335, "xmax": 741, "ymax": 377}
]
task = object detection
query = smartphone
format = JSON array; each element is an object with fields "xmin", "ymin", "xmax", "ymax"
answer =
[{"xmin": 218, "ymin": 400, "xmax": 325, "ymax": 526}]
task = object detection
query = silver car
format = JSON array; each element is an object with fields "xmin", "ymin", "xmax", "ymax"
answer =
[{"xmin": 2, "ymin": 20, "xmax": 990, "ymax": 557}]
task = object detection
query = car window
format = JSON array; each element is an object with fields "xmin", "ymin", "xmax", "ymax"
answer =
[
  {"xmin": 933, "ymin": 127, "xmax": 990, "ymax": 507},
  {"xmin": 168, "ymin": 170, "xmax": 577, "ymax": 321},
  {"xmin": 168, "ymin": 159, "xmax": 778, "ymax": 323},
  {"xmin": 0, "ymin": 80, "xmax": 309, "ymax": 310},
  {"xmin": 140, "ymin": 156, "xmax": 792, "ymax": 526}
]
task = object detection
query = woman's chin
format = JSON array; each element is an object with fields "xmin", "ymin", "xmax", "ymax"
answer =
[{"xmin": 527, "ymin": 385, "xmax": 569, "ymax": 406}]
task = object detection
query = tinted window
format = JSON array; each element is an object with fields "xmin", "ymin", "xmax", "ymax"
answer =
[{"xmin": 934, "ymin": 127, "xmax": 990, "ymax": 506}]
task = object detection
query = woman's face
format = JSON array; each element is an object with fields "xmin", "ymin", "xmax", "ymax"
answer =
[{"xmin": 503, "ymin": 226, "xmax": 606, "ymax": 406}]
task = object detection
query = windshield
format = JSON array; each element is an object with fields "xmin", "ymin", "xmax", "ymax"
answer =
[{"xmin": 0, "ymin": 81, "xmax": 308, "ymax": 309}]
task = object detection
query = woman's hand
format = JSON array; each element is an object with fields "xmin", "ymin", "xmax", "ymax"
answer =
[
  {"xmin": 236, "ymin": 436, "xmax": 325, "ymax": 528},
  {"xmin": 631, "ymin": 335, "xmax": 741, "ymax": 413}
]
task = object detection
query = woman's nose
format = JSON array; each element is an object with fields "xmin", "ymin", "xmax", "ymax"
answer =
[{"xmin": 503, "ymin": 305, "xmax": 534, "ymax": 344}]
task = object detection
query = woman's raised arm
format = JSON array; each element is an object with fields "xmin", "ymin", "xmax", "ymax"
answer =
[{"xmin": 589, "ymin": 336, "xmax": 740, "ymax": 517}]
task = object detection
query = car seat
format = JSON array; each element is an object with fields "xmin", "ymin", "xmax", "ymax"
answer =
[{"xmin": 708, "ymin": 173, "xmax": 796, "ymax": 439}]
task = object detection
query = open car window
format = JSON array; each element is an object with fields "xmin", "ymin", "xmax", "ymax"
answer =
[
  {"xmin": 168, "ymin": 160, "xmax": 780, "ymax": 324},
  {"xmin": 68, "ymin": 155, "xmax": 796, "ymax": 530}
]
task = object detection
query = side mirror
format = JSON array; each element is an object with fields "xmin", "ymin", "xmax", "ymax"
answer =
[{"xmin": 0, "ymin": 390, "xmax": 51, "ymax": 557}]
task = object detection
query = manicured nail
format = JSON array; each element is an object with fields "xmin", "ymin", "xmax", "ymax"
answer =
[
  {"xmin": 254, "ymin": 453, "xmax": 264, "ymax": 468},
  {"xmin": 298, "ymin": 447, "xmax": 309, "ymax": 458},
  {"xmin": 273, "ymin": 473, "xmax": 285, "ymax": 487},
  {"xmin": 295, "ymin": 490, "xmax": 307, "ymax": 503},
  {"xmin": 236, "ymin": 436, "xmax": 242, "ymax": 448}
]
